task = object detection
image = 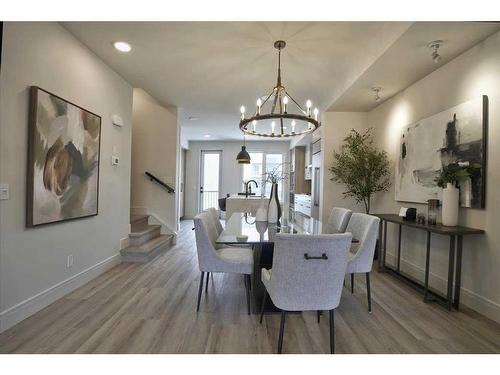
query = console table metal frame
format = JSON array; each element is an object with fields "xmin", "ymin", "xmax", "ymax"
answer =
[{"xmin": 375, "ymin": 214, "xmax": 484, "ymax": 311}]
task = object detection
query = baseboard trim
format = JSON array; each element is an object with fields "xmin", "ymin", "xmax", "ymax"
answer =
[
  {"xmin": 0, "ymin": 253, "xmax": 122, "ymax": 333},
  {"xmin": 384, "ymin": 252, "xmax": 500, "ymax": 324}
]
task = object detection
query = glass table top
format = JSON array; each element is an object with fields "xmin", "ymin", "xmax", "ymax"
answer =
[{"xmin": 216, "ymin": 212, "xmax": 340, "ymax": 245}]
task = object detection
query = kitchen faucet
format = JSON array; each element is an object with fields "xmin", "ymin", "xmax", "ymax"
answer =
[{"xmin": 244, "ymin": 180, "xmax": 258, "ymax": 198}]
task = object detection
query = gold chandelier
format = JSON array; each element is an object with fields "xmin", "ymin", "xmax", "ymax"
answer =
[{"xmin": 239, "ymin": 40, "xmax": 320, "ymax": 138}]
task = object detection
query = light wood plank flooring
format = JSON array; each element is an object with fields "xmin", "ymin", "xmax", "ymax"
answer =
[{"xmin": 1, "ymin": 220, "xmax": 500, "ymax": 354}]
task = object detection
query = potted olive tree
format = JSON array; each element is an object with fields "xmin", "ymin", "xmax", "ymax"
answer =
[{"xmin": 329, "ymin": 128, "xmax": 391, "ymax": 214}]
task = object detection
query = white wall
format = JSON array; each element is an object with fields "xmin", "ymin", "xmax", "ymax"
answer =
[
  {"xmin": 321, "ymin": 112, "xmax": 369, "ymax": 223},
  {"xmin": 130, "ymin": 89, "xmax": 178, "ymax": 232},
  {"xmin": 184, "ymin": 140, "xmax": 290, "ymax": 218},
  {"xmin": 358, "ymin": 31, "xmax": 500, "ymax": 322},
  {"xmin": 0, "ymin": 22, "xmax": 133, "ymax": 331}
]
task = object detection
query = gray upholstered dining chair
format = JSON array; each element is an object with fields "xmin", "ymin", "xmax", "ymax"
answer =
[
  {"xmin": 207, "ymin": 207, "xmax": 224, "ymax": 236},
  {"xmin": 345, "ymin": 213, "xmax": 380, "ymax": 312},
  {"xmin": 259, "ymin": 233, "xmax": 352, "ymax": 354},
  {"xmin": 193, "ymin": 212, "xmax": 254, "ymax": 314},
  {"xmin": 327, "ymin": 207, "xmax": 352, "ymax": 233}
]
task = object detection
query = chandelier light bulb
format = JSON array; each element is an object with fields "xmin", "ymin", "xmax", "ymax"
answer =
[
  {"xmin": 240, "ymin": 105, "xmax": 245, "ymax": 120},
  {"xmin": 291, "ymin": 120, "xmax": 296, "ymax": 134},
  {"xmin": 283, "ymin": 96, "xmax": 289, "ymax": 113},
  {"xmin": 313, "ymin": 108, "xmax": 319, "ymax": 121},
  {"xmin": 306, "ymin": 100, "xmax": 312, "ymax": 116},
  {"xmin": 271, "ymin": 121, "xmax": 276, "ymax": 135},
  {"xmin": 256, "ymin": 99, "xmax": 262, "ymax": 115},
  {"xmin": 252, "ymin": 120, "xmax": 257, "ymax": 132}
]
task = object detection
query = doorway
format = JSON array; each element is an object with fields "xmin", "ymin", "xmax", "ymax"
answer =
[{"xmin": 199, "ymin": 150, "xmax": 222, "ymax": 212}]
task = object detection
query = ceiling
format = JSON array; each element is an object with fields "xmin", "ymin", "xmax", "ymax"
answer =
[{"xmin": 62, "ymin": 22, "xmax": 500, "ymax": 141}]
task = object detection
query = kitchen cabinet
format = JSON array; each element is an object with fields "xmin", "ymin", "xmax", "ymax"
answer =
[{"xmin": 289, "ymin": 146, "xmax": 309, "ymax": 194}]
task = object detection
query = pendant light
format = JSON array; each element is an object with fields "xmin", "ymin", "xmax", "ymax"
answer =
[{"xmin": 236, "ymin": 135, "xmax": 251, "ymax": 164}]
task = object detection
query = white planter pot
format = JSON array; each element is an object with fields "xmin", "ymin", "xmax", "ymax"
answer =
[{"xmin": 442, "ymin": 183, "xmax": 459, "ymax": 226}]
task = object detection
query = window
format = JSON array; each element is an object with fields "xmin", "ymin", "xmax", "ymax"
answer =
[
  {"xmin": 264, "ymin": 153, "xmax": 284, "ymax": 200},
  {"xmin": 242, "ymin": 152, "xmax": 284, "ymax": 200},
  {"xmin": 242, "ymin": 152, "xmax": 263, "ymax": 196}
]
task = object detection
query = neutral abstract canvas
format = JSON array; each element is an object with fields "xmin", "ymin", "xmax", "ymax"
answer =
[
  {"xmin": 396, "ymin": 96, "xmax": 487, "ymax": 208},
  {"xmin": 27, "ymin": 87, "xmax": 101, "ymax": 226}
]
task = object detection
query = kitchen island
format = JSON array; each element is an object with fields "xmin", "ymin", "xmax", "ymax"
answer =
[{"xmin": 226, "ymin": 195, "xmax": 270, "ymax": 219}]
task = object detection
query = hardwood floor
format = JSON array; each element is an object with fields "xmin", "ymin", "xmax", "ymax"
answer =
[{"xmin": 1, "ymin": 220, "xmax": 500, "ymax": 354}]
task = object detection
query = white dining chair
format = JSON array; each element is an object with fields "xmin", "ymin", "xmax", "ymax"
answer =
[
  {"xmin": 345, "ymin": 213, "xmax": 380, "ymax": 312},
  {"xmin": 193, "ymin": 212, "xmax": 254, "ymax": 314},
  {"xmin": 259, "ymin": 233, "xmax": 352, "ymax": 354},
  {"xmin": 327, "ymin": 207, "xmax": 352, "ymax": 233},
  {"xmin": 207, "ymin": 207, "xmax": 224, "ymax": 235}
]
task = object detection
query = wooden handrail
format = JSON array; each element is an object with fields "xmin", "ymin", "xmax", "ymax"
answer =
[{"xmin": 145, "ymin": 172, "xmax": 175, "ymax": 194}]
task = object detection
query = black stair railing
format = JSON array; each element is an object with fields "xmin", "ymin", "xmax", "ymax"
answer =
[{"xmin": 145, "ymin": 171, "xmax": 175, "ymax": 194}]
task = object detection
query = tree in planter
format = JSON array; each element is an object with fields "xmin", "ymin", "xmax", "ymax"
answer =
[{"xmin": 329, "ymin": 128, "xmax": 391, "ymax": 213}]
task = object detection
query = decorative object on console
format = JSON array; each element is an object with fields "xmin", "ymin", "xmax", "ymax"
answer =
[
  {"xmin": 427, "ymin": 199, "xmax": 440, "ymax": 225},
  {"xmin": 27, "ymin": 86, "xmax": 101, "ymax": 227},
  {"xmin": 435, "ymin": 162, "xmax": 475, "ymax": 226},
  {"xmin": 396, "ymin": 96, "xmax": 488, "ymax": 209},
  {"xmin": 329, "ymin": 128, "xmax": 391, "ymax": 213},
  {"xmin": 398, "ymin": 207, "xmax": 417, "ymax": 221},
  {"xmin": 416, "ymin": 213, "xmax": 426, "ymax": 225},
  {"xmin": 238, "ymin": 40, "xmax": 320, "ymax": 138}
]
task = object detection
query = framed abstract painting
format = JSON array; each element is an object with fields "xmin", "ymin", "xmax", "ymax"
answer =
[
  {"xmin": 26, "ymin": 86, "xmax": 102, "ymax": 227},
  {"xmin": 395, "ymin": 96, "xmax": 488, "ymax": 209}
]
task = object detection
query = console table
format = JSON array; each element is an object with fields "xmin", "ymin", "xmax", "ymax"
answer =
[{"xmin": 374, "ymin": 214, "xmax": 484, "ymax": 310}]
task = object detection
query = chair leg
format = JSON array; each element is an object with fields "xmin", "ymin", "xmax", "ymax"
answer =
[
  {"xmin": 259, "ymin": 290, "xmax": 267, "ymax": 324},
  {"xmin": 278, "ymin": 311, "xmax": 287, "ymax": 354},
  {"xmin": 196, "ymin": 272, "xmax": 205, "ymax": 312},
  {"xmin": 351, "ymin": 273, "xmax": 354, "ymax": 294},
  {"xmin": 205, "ymin": 272, "xmax": 210, "ymax": 293},
  {"xmin": 245, "ymin": 274, "xmax": 251, "ymax": 315},
  {"xmin": 366, "ymin": 272, "xmax": 372, "ymax": 313},
  {"xmin": 317, "ymin": 310, "xmax": 321, "ymax": 323},
  {"xmin": 329, "ymin": 309, "xmax": 335, "ymax": 354}
]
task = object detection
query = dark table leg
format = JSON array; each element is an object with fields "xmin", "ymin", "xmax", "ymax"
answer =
[
  {"xmin": 252, "ymin": 243, "xmax": 280, "ymax": 314},
  {"xmin": 423, "ymin": 231, "xmax": 431, "ymax": 302},
  {"xmin": 454, "ymin": 235, "xmax": 463, "ymax": 310},
  {"xmin": 397, "ymin": 224, "xmax": 402, "ymax": 272},
  {"xmin": 377, "ymin": 220, "xmax": 383, "ymax": 271},
  {"xmin": 446, "ymin": 235, "xmax": 456, "ymax": 310},
  {"xmin": 383, "ymin": 220, "xmax": 387, "ymax": 269}
]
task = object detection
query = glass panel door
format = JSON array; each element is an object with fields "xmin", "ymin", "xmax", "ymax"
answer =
[{"xmin": 200, "ymin": 150, "xmax": 221, "ymax": 212}]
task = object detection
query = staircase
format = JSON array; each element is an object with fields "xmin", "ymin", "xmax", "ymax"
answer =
[{"xmin": 120, "ymin": 215, "xmax": 174, "ymax": 262}]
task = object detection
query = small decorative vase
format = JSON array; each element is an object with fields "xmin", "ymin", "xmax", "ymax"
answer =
[
  {"xmin": 442, "ymin": 183, "xmax": 459, "ymax": 226},
  {"xmin": 268, "ymin": 183, "xmax": 281, "ymax": 224},
  {"xmin": 256, "ymin": 197, "xmax": 268, "ymax": 222}
]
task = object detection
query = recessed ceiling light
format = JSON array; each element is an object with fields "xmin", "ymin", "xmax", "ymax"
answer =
[
  {"xmin": 203, "ymin": 134, "xmax": 211, "ymax": 138},
  {"xmin": 113, "ymin": 41, "xmax": 132, "ymax": 53}
]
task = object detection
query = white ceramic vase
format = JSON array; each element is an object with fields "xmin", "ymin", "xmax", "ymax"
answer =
[
  {"xmin": 442, "ymin": 182, "xmax": 459, "ymax": 226},
  {"xmin": 255, "ymin": 198, "xmax": 268, "ymax": 222}
]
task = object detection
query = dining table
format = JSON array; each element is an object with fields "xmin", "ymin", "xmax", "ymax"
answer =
[{"xmin": 216, "ymin": 212, "xmax": 355, "ymax": 314}]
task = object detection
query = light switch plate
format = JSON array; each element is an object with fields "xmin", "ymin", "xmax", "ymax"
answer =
[
  {"xmin": 0, "ymin": 184, "xmax": 9, "ymax": 200},
  {"xmin": 111, "ymin": 156, "xmax": 119, "ymax": 166}
]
